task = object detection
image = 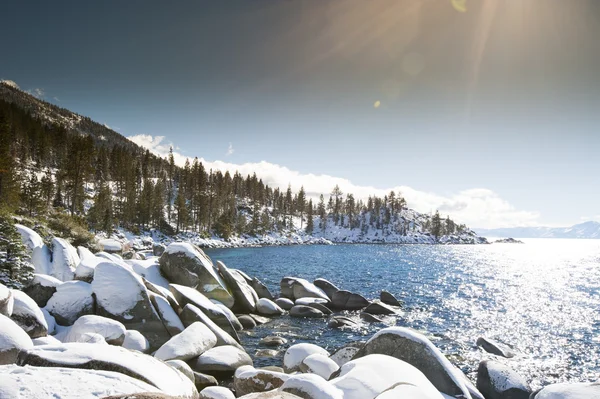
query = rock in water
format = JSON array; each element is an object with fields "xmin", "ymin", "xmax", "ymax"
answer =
[
  {"xmin": 92, "ymin": 261, "xmax": 170, "ymax": 350},
  {"xmin": 256, "ymin": 298, "xmax": 285, "ymax": 316},
  {"xmin": 216, "ymin": 261, "xmax": 257, "ymax": 313},
  {"xmin": 0, "ymin": 314, "xmax": 33, "ymax": 365},
  {"xmin": 283, "ymin": 343, "xmax": 330, "ymax": 373},
  {"xmin": 476, "ymin": 360, "xmax": 530, "ymax": 399},
  {"xmin": 476, "ymin": 337, "xmax": 516, "ymax": 358},
  {"xmin": 251, "ymin": 278, "xmax": 273, "ymax": 300},
  {"xmin": 154, "ymin": 322, "xmax": 217, "ymax": 362},
  {"xmin": 533, "ymin": 382, "xmax": 600, "ymax": 398},
  {"xmin": 10, "ymin": 290, "xmax": 48, "ymax": 338},
  {"xmin": 380, "ymin": 290, "xmax": 402, "ymax": 307},
  {"xmin": 327, "ymin": 316, "xmax": 359, "ymax": 329},
  {"xmin": 275, "ymin": 297, "xmax": 294, "ymax": 310},
  {"xmin": 0, "ymin": 364, "xmax": 162, "ymax": 398},
  {"xmin": 17, "ymin": 343, "xmax": 198, "ymax": 398},
  {"xmin": 237, "ymin": 315, "xmax": 256, "ymax": 329},
  {"xmin": 15, "ymin": 224, "xmax": 52, "ymax": 276},
  {"xmin": 280, "ymin": 277, "xmax": 297, "ymax": 299},
  {"xmin": 359, "ymin": 312, "xmax": 383, "ymax": 323},
  {"xmin": 44, "ymin": 280, "xmax": 95, "ymax": 325},
  {"xmin": 63, "ymin": 315, "xmax": 126, "ymax": 345},
  {"xmin": 23, "ymin": 274, "xmax": 61, "ymax": 307},
  {"xmin": 234, "ymin": 365, "xmax": 290, "ymax": 396},
  {"xmin": 159, "ymin": 243, "xmax": 234, "ymax": 307},
  {"xmin": 193, "ymin": 345, "xmax": 253, "ymax": 376},
  {"xmin": 313, "ymin": 278, "xmax": 340, "ymax": 300},
  {"xmin": 292, "ymin": 278, "xmax": 329, "ymax": 301},
  {"xmin": 289, "ymin": 305, "xmax": 325, "ymax": 318},
  {"xmin": 353, "ymin": 327, "xmax": 483, "ymax": 399},
  {"xmin": 259, "ymin": 336, "xmax": 287, "ymax": 347},
  {"xmin": 330, "ymin": 290, "xmax": 370, "ymax": 310},
  {"xmin": 363, "ymin": 301, "xmax": 396, "ymax": 315},
  {"xmin": 50, "ymin": 237, "xmax": 80, "ymax": 281},
  {"xmin": 211, "ymin": 300, "xmax": 243, "ymax": 331},
  {"xmin": 0, "ymin": 283, "xmax": 13, "ymax": 317}
]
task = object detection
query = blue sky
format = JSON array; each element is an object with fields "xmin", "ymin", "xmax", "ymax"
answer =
[{"xmin": 1, "ymin": 0, "xmax": 599, "ymax": 228}]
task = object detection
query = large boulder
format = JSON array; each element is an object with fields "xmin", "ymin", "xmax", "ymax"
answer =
[
  {"xmin": 15, "ymin": 224, "xmax": 52, "ymax": 275},
  {"xmin": 363, "ymin": 302, "xmax": 396, "ymax": 315},
  {"xmin": 98, "ymin": 239, "xmax": 123, "ymax": 254},
  {"xmin": 533, "ymin": 382, "xmax": 600, "ymax": 398},
  {"xmin": 74, "ymin": 246, "xmax": 100, "ymax": 282},
  {"xmin": 280, "ymin": 277, "xmax": 297, "ymax": 299},
  {"xmin": 330, "ymin": 291, "xmax": 369, "ymax": 310},
  {"xmin": 92, "ymin": 261, "xmax": 170, "ymax": 350},
  {"xmin": 50, "ymin": 237, "xmax": 80, "ymax": 281},
  {"xmin": 353, "ymin": 327, "xmax": 482, "ymax": 399},
  {"xmin": 313, "ymin": 278, "xmax": 340, "ymax": 300},
  {"xmin": 327, "ymin": 316, "xmax": 359, "ymax": 329},
  {"xmin": 330, "ymin": 354, "xmax": 444, "ymax": 399},
  {"xmin": 283, "ymin": 343, "xmax": 329, "ymax": 373},
  {"xmin": 476, "ymin": 360, "xmax": 530, "ymax": 399},
  {"xmin": 211, "ymin": 300, "xmax": 243, "ymax": 332},
  {"xmin": 238, "ymin": 315, "xmax": 256, "ymax": 329},
  {"xmin": 23, "ymin": 274, "xmax": 61, "ymax": 307},
  {"xmin": 170, "ymin": 284, "xmax": 239, "ymax": 339},
  {"xmin": 129, "ymin": 259, "xmax": 171, "ymax": 291},
  {"xmin": 251, "ymin": 278, "xmax": 273, "ymax": 300},
  {"xmin": 0, "ymin": 364, "xmax": 162, "ymax": 398},
  {"xmin": 238, "ymin": 392, "xmax": 303, "ymax": 399},
  {"xmin": 179, "ymin": 304, "xmax": 242, "ymax": 348},
  {"xmin": 0, "ymin": 283, "xmax": 13, "ymax": 317},
  {"xmin": 159, "ymin": 243, "xmax": 234, "ymax": 307},
  {"xmin": 300, "ymin": 353, "xmax": 340, "ymax": 380},
  {"xmin": 199, "ymin": 386, "xmax": 235, "ymax": 399},
  {"xmin": 0, "ymin": 314, "xmax": 33, "ymax": 365},
  {"xmin": 44, "ymin": 280, "xmax": 95, "ymax": 325},
  {"xmin": 281, "ymin": 373, "xmax": 343, "ymax": 399},
  {"xmin": 63, "ymin": 315, "xmax": 126, "ymax": 345},
  {"xmin": 275, "ymin": 298, "xmax": 294, "ymax": 310},
  {"xmin": 234, "ymin": 365, "xmax": 290, "ymax": 396},
  {"xmin": 10, "ymin": 290, "xmax": 48, "ymax": 338},
  {"xmin": 154, "ymin": 322, "xmax": 217, "ymax": 362},
  {"xmin": 192, "ymin": 345, "xmax": 253, "ymax": 376},
  {"xmin": 256, "ymin": 298, "xmax": 285, "ymax": 316},
  {"xmin": 292, "ymin": 278, "xmax": 329, "ymax": 301},
  {"xmin": 380, "ymin": 290, "xmax": 402, "ymax": 307},
  {"xmin": 216, "ymin": 261, "xmax": 258, "ymax": 313},
  {"xmin": 122, "ymin": 330, "xmax": 150, "ymax": 353},
  {"xmin": 476, "ymin": 337, "xmax": 516, "ymax": 358},
  {"xmin": 289, "ymin": 305, "xmax": 325, "ymax": 318},
  {"xmin": 16, "ymin": 343, "xmax": 198, "ymax": 398},
  {"xmin": 329, "ymin": 342, "xmax": 364, "ymax": 367},
  {"xmin": 149, "ymin": 292, "xmax": 185, "ymax": 337}
]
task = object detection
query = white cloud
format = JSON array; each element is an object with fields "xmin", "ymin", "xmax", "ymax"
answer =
[
  {"xmin": 0, "ymin": 79, "xmax": 20, "ymax": 89},
  {"xmin": 27, "ymin": 87, "xmax": 45, "ymax": 99},
  {"xmin": 127, "ymin": 134, "xmax": 540, "ymax": 229},
  {"xmin": 226, "ymin": 142, "xmax": 234, "ymax": 156}
]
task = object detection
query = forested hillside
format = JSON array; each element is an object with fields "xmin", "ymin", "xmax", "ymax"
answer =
[{"xmin": 0, "ymin": 81, "xmax": 474, "ymax": 244}]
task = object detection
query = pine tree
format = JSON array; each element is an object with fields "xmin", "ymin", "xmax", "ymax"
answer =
[
  {"xmin": 0, "ymin": 212, "xmax": 34, "ymax": 288},
  {"xmin": 21, "ymin": 172, "xmax": 43, "ymax": 217},
  {"xmin": 297, "ymin": 186, "xmax": 306, "ymax": 229},
  {"xmin": 431, "ymin": 210, "xmax": 442, "ymax": 240},
  {"xmin": 305, "ymin": 199, "xmax": 314, "ymax": 234},
  {"xmin": 317, "ymin": 194, "xmax": 326, "ymax": 230},
  {"xmin": 0, "ymin": 113, "xmax": 19, "ymax": 213},
  {"xmin": 40, "ymin": 169, "xmax": 54, "ymax": 210}
]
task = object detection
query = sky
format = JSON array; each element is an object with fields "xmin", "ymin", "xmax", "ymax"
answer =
[{"xmin": 1, "ymin": 0, "xmax": 599, "ymax": 228}]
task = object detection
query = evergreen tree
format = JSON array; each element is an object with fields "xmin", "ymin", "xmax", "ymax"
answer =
[
  {"xmin": 305, "ymin": 199, "xmax": 314, "ymax": 234},
  {"xmin": 21, "ymin": 172, "xmax": 43, "ymax": 217},
  {"xmin": 0, "ymin": 212, "xmax": 34, "ymax": 288},
  {"xmin": 297, "ymin": 186, "xmax": 306, "ymax": 228},
  {"xmin": 431, "ymin": 210, "xmax": 442, "ymax": 240},
  {"xmin": 0, "ymin": 113, "xmax": 19, "ymax": 213}
]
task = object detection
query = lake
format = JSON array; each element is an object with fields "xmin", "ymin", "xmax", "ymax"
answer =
[{"xmin": 206, "ymin": 239, "xmax": 600, "ymax": 389}]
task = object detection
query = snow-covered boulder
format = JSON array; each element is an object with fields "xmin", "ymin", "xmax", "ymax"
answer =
[
  {"xmin": 238, "ymin": 392, "xmax": 303, "ymax": 399},
  {"xmin": 292, "ymin": 278, "xmax": 329, "ymax": 301},
  {"xmin": 211, "ymin": 300, "xmax": 243, "ymax": 331},
  {"xmin": 122, "ymin": 330, "xmax": 150, "ymax": 353},
  {"xmin": 295, "ymin": 297, "xmax": 329, "ymax": 306},
  {"xmin": 216, "ymin": 261, "xmax": 257, "ymax": 313},
  {"xmin": 256, "ymin": 298, "xmax": 285, "ymax": 316},
  {"xmin": 0, "ymin": 283, "xmax": 14, "ymax": 317},
  {"xmin": 74, "ymin": 248, "xmax": 102, "ymax": 282},
  {"xmin": 353, "ymin": 327, "xmax": 482, "ymax": 399},
  {"xmin": 63, "ymin": 315, "xmax": 126, "ymax": 345},
  {"xmin": 300, "ymin": 353, "xmax": 340, "ymax": 380},
  {"xmin": 50, "ymin": 238, "xmax": 80, "ymax": 281},
  {"xmin": 40, "ymin": 308, "xmax": 56, "ymax": 335},
  {"xmin": 149, "ymin": 292, "xmax": 185, "ymax": 337},
  {"xmin": 153, "ymin": 243, "xmax": 166, "ymax": 256},
  {"xmin": 154, "ymin": 322, "xmax": 217, "ymax": 362},
  {"xmin": 330, "ymin": 354, "xmax": 444, "ymax": 399},
  {"xmin": 533, "ymin": 382, "xmax": 600, "ymax": 398},
  {"xmin": 92, "ymin": 261, "xmax": 170, "ymax": 350},
  {"xmin": 17, "ymin": 343, "xmax": 198, "ymax": 398},
  {"xmin": 15, "ymin": 224, "xmax": 51, "ymax": 275},
  {"xmin": 0, "ymin": 364, "xmax": 162, "ymax": 398},
  {"xmin": 280, "ymin": 277, "xmax": 297, "ymax": 299},
  {"xmin": 251, "ymin": 278, "xmax": 273, "ymax": 300},
  {"xmin": 330, "ymin": 290, "xmax": 370, "ymax": 310},
  {"xmin": 327, "ymin": 315, "xmax": 359, "ymax": 329},
  {"xmin": 0, "ymin": 314, "xmax": 33, "ymax": 365},
  {"xmin": 193, "ymin": 345, "xmax": 253, "ymax": 376},
  {"xmin": 329, "ymin": 342, "xmax": 364, "ymax": 367},
  {"xmin": 129, "ymin": 258, "xmax": 171, "ymax": 290},
  {"xmin": 313, "ymin": 278, "xmax": 340, "ymax": 300},
  {"xmin": 289, "ymin": 305, "xmax": 324, "ymax": 318},
  {"xmin": 170, "ymin": 284, "xmax": 239, "ymax": 340},
  {"xmin": 23, "ymin": 274, "xmax": 61, "ymax": 307},
  {"xmin": 98, "ymin": 238, "xmax": 123, "ymax": 254},
  {"xmin": 234, "ymin": 365, "xmax": 290, "ymax": 396},
  {"xmin": 476, "ymin": 337, "xmax": 516, "ymax": 358},
  {"xmin": 180, "ymin": 304, "xmax": 242, "ymax": 349},
  {"xmin": 71, "ymin": 332, "xmax": 107, "ymax": 344},
  {"xmin": 10, "ymin": 290, "xmax": 47, "ymax": 338},
  {"xmin": 199, "ymin": 386, "xmax": 236, "ymax": 399},
  {"xmin": 166, "ymin": 359, "xmax": 195, "ymax": 383},
  {"xmin": 32, "ymin": 335, "xmax": 62, "ymax": 346},
  {"xmin": 44, "ymin": 280, "xmax": 94, "ymax": 325},
  {"xmin": 275, "ymin": 298, "xmax": 294, "ymax": 310},
  {"xmin": 283, "ymin": 343, "xmax": 329, "ymax": 373},
  {"xmin": 281, "ymin": 373, "xmax": 343, "ymax": 399},
  {"xmin": 476, "ymin": 360, "xmax": 530, "ymax": 399},
  {"xmin": 159, "ymin": 243, "xmax": 234, "ymax": 307}
]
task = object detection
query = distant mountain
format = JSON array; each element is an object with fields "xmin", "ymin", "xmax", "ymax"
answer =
[{"xmin": 475, "ymin": 221, "xmax": 600, "ymax": 239}]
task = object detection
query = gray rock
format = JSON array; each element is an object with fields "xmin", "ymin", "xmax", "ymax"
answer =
[
  {"xmin": 154, "ymin": 322, "xmax": 217, "ymax": 362},
  {"xmin": 237, "ymin": 391, "xmax": 302, "ymax": 399},
  {"xmin": 380, "ymin": 290, "xmax": 403, "ymax": 307},
  {"xmin": 193, "ymin": 345, "xmax": 253, "ymax": 376},
  {"xmin": 292, "ymin": 278, "xmax": 329, "ymax": 301},
  {"xmin": 149, "ymin": 291, "xmax": 185, "ymax": 337},
  {"xmin": 533, "ymin": 382, "xmax": 600, "ymax": 398},
  {"xmin": 10, "ymin": 290, "xmax": 48, "ymax": 338},
  {"xmin": 260, "ymin": 336, "xmax": 288, "ymax": 347},
  {"xmin": 166, "ymin": 359, "xmax": 195, "ymax": 383},
  {"xmin": 275, "ymin": 297, "xmax": 294, "ymax": 310},
  {"xmin": 306, "ymin": 302, "xmax": 332, "ymax": 315},
  {"xmin": 45, "ymin": 280, "xmax": 95, "ymax": 326},
  {"xmin": 153, "ymin": 243, "xmax": 166, "ymax": 257},
  {"xmin": 255, "ymin": 349, "xmax": 279, "ymax": 358},
  {"xmin": 329, "ymin": 341, "xmax": 364, "ymax": 367},
  {"xmin": 23, "ymin": 274, "xmax": 61, "ymax": 307},
  {"xmin": 0, "ymin": 284, "xmax": 13, "ymax": 317},
  {"xmin": 251, "ymin": 278, "xmax": 274, "ymax": 300},
  {"xmin": 217, "ymin": 261, "xmax": 258, "ymax": 313},
  {"xmin": 211, "ymin": 300, "xmax": 244, "ymax": 331},
  {"xmin": 179, "ymin": 304, "xmax": 242, "ymax": 348},
  {"xmin": 280, "ymin": 277, "xmax": 297, "ymax": 299},
  {"xmin": 331, "ymin": 290, "xmax": 369, "ymax": 310},
  {"xmin": 477, "ymin": 337, "xmax": 516, "ymax": 358},
  {"xmin": 159, "ymin": 243, "xmax": 234, "ymax": 307},
  {"xmin": 256, "ymin": 297, "xmax": 285, "ymax": 316},
  {"xmin": 364, "ymin": 301, "xmax": 396, "ymax": 315},
  {"xmin": 327, "ymin": 315, "xmax": 359, "ymax": 329},
  {"xmin": 313, "ymin": 278, "xmax": 340, "ymax": 300},
  {"xmin": 193, "ymin": 371, "xmax": 219, "ymax": 391},
  {"xmin": 359, "ymin": 312, "xmax": 384, "ymax": 323},
  {"xmin": 248, "ymin": 313, "xmax": 271, "ymax": 325},
  {"xmin": 0, "ymin": 314, "xmax": 33, "ymax": 365},
  {"xmin": 238, "ymin": 315, "xmax": 256, "ymax": 329},
  {"xmin": 289, "ymin": 305, "xmax": 325, "ymax": 318},
  {"xmin": 477, "ymin": 360, "xmax": 530, "ymax": 399},
  {"xmin": 234, "ymin": 365, "xmax": 290, "ymax": 397},
  {"xmin": 261, "ymin": 366, "xmax": 285, "ymax": 373}
]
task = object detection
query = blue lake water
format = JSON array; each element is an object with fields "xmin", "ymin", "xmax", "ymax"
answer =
[{"xmin": 206, "ymin": 239, "xmax": 600, "ymax": 389}]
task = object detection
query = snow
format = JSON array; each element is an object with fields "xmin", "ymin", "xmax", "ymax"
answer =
[
  {"xmin": 0, "ymin": 314, "xmax": 33, "ymax": 364},
  {"xmin": 170, "ymin": 284, "xmax": 229, "ymax": 321},
  {"xmin": 128, "ymin": 258, "xmax": 170, "ymax": 290},
  {"xmin": 44, "ymin": 280, "xmax": 93, "ymax": 325},
  {"xmin": 32, "ymin": 335, "xmax": 62, "ymax": 346},
  {"xmin": 154, "ymin": 322, "xmax": 217, "ymax": 361},
  {"xmin": 15, "ymin": 224, "xmax": 51, "ymax": 275},
  {"xmin": 98, "ymin": 238, "xmax": 122, "ymax": 253},
  {"xmin": 10, "ymin": 290, "xmax": 48, "ymax": 335},
  {"xmin": 283, "ymin": 343, "xmax": 330, "ymax": 372},
  {"xmin": 301, "ymin": 353, "xmax": 340, "ymax": 380},
  {"xmin": 32, "ymin": 273, "xmax": 61, "ymax": 288},
  {"xmin": 166, "ymin": 359, "xmax": 195, "ymax": 382},
  {"xmin": 0, "ymin": 364, "xmax": 160, "ymax": 398},
  {"xmin": 197, "ymin": 345, "xmax": 251, "ymax": 366},
  {"xmin": 234, "ymin": 365, "xmax": 290, "ymax": 391},
  {"xmin": 484, "ymin": 361, "xmax": 529, "ymax": 393},
  {"xmin": 122, "ymin": 330, "xmax": 150, "ymax": 353},
  {"xmin": 376, "ymin": 384, "xmax": 446, "ymax": 399},
  {"xmin": 74, "ymin": 252, "xmax": 102, "ymax": 281},
  {"xmin": 63, "ymin": 315, "xmax": 126, "ymax": 345},
  {"xmin": 0, "ymin": 284, "xmax": 12, "ymax": 316},
  {"xmin": 329, "ymin": 346, "xmax": 361, "ymax": 367},
  {"xmin": 50, "ymin": 238, "xmax": 80, "ymax": 281},
  {"xmin": 280, "ymin": 373, "xmax": 343, "ymax": 399},
  {"xmin": 535, "ymin": 382, "xmax": 600, "ymax": 398},
  {"xmin": 296, "ymin": 297, "xmax": 329, "ymax": 305},
  {"xmin": 149, "ymin": 292, "xmax": 185, "ymax": 335},
  {"xmin": 40, "ymin": 308, "xmax": 56, "ymax": 334},
  {"xmin": 199, "ymin": 386, "xmax": 236, "ymax": 399},
  {"xmin": 330, "ymin": 354, "xmax": 444, "ymax": 399},
  {"xmin": 165, "ymin": 242, "xmax": 229, "ymax": 289},
  {"xmin": 91, "ymin": 261, "xmax": 145, "ymax": 318},
  {"xmin": 19, "ymin": 343, "xmax": 198, "ymax": 397}
]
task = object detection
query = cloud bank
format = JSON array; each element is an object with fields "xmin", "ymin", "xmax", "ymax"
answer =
[{"xmin": 127, "ymin": 134, "xmax": 540, "ymax": 229}]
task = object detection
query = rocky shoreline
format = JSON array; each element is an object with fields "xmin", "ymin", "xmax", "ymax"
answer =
[{"xmin": 0, "ymin": 229, "xmax": 595, "ymax": 398}]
